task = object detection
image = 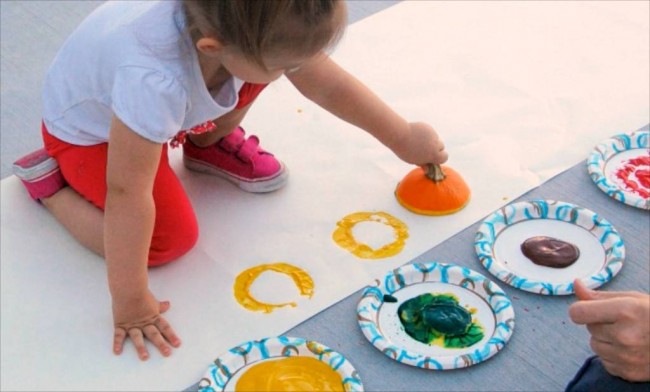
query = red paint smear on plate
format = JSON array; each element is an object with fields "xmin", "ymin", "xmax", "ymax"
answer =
[{"xmin": 614, "ymin": 155, "xmax": 650, "ymax": 198}]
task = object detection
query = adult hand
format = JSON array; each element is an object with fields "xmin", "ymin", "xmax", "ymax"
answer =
[
  {"xmin": 569, "ymin": 279, "xmax": 650, "ymax": 382},
  {"xmin": 393, "ymin": 122, "xmax": 448, "ymax": 166},
  {"xmin": 112, "ymin": 290, "xmax": 181, "ymax": 360}
]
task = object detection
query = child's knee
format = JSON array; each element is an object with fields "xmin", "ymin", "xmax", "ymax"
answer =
[{"xmin": 148, "ymin": 217, "xmax": 199, "ymax": 267}]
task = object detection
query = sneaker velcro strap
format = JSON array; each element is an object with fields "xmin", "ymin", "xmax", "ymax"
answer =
[
  {"xmin": 218, "ymin": 128, "xmax": 246, "ymax": 152},
  {"xmin": 236, "ymin": 136, "xmax": 261, "ymax": 162}
]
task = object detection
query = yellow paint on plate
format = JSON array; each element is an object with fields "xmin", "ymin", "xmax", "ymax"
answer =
[
  {"xmin": 235, "ymin": 356, "xmax": 344, "ymax": 392},
  {"xmin": 332, "ymin": 211, "xmax": 409, "ymax": 259},
  {"xmin": 234, "ymin": 263, "xmax": 314, "ymax": 313}
]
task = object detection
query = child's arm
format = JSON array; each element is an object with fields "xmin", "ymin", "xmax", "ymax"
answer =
[
  {"xmin": 286, "ymin": 55, "xmax": 448, "ymax": 165},
  {"xmin": 105, "ymin": 116, "xmax": 181, "ymax": 360}
]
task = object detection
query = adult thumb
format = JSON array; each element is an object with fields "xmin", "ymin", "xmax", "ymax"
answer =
[
  {"xmin": 573, "ymin": 279, "xmax": 597, "ymax": 301},
  {"xmin": 573, "ymin": 279, "xmax": 641, "ymax": 300}
]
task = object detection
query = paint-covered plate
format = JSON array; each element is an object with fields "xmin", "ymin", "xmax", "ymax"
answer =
[
  {"xmin": 587, "ymin": 129, "xmax": 649, "ymax": 210},
  {"xmin": 475, "ymin": 200, "xmax": 625, "ymax": 295},
  {"xmin": 198, "ymin": 336, "xmax": 363, "ymax": 392},
  {"xmin": 357, "ymin": 262, "xmax": 515, "ymax": 370}
]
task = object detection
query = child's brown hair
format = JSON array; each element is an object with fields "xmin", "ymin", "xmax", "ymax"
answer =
[{"xmin": 183, "ymin": 0, "xmax": 347, "ymax": 68}]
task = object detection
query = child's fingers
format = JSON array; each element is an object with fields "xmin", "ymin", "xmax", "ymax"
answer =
[
  {"xmin": 113, "ymin": 327, "xmax": 127, "ymax": 355},
  {"xmin": 128, "ymin": 328, "xmax": 150, "ymax": 361},
  {"xmin": 143, "ymin": 324, "xmax": 172, "ymax": 357},
  {"xmin": 436, "ymin": 150, "xmax": 449, "ymax": 164},
  {"xmin": 156, "ymin": 317, "xmax": 182, "ymax": 348}
]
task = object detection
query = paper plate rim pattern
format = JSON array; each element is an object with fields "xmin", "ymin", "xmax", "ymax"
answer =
[
  {"xmin": 356, "ymin": 261, "xmax": 515, "ymax": 370},
  {"xmin": 587, "ymin": 129, "xmax": 649, "ymax": 210},
  {"xmin": 474, "ymin": 200, "xmax": 625, "ymax": 295}
]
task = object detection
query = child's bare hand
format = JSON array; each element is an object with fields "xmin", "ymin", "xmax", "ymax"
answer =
[
  {"xmin": 112, "ymin": 291, "xmax": 181, "ymax": 360},
  {"xmin": 393, "ymin": 122, "xmax": 448, "ymax": 166}
]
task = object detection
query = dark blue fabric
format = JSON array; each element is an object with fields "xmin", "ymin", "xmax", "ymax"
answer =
[{"xmin": 566, "ymin": 356, "xmax": 650, "ymax": 392}]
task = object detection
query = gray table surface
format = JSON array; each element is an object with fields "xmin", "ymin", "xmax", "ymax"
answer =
[{"xmin": 187, "ymin": 125, "xmax": 650, "ymax": 392}]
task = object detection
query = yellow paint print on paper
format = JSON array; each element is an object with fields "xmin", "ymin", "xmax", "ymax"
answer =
[
  {"xmin": 234, "ymin": 263, "xmax": 314, "ymax": 313},
  {"xmin": 332, "ymin": 211, "xmax": 409, "ymax": 259}
]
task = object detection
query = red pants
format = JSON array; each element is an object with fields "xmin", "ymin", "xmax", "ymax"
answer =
[{"xmin": 42, "ymin": 83, "xmax": 267, "ymax": 267}]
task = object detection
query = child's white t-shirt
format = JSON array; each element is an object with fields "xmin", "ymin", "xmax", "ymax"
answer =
[{"xmin": 42, "ymin": 0, "xmax": 244, "ymax": 146}]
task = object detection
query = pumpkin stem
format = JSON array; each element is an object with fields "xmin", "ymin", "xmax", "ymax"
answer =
[{"xmin": 424, "ymin": 163, "xmax": 446, "ymax": 182}]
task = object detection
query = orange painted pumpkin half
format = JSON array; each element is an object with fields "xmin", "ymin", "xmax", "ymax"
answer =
[{"xmin": 395, "ymin": 164, "xmax": 471, "ymax": 216}]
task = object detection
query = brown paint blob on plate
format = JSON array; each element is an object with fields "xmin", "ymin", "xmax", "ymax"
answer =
[{"xmin": 521, "ymin": 236, "xmax": 580, "ymax": 268}]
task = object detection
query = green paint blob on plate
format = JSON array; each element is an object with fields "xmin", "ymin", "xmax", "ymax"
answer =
[{"xmin": 397, "ymin": 293, "xmax": 484, "ymax": 348}]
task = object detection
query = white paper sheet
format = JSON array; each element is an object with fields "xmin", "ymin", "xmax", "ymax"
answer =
[{"xmin": 2, "ymin": 2, "xmax": 648, "ymax": 390}]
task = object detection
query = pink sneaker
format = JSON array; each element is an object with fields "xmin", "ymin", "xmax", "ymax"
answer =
[
  {"xmin": 183, "ymin": 127, "xmax": 288, "ymax": 193},
  {"xmin": 12, "ymin": 148, "xmax": 66, "ymax": 201}
]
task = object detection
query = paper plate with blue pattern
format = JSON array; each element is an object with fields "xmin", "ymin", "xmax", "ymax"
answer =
[
  {"xmin": 357, "ymin": 262, "xmax": 515, "ymax": 370},
  {"xmin": 587, "ymin": 129, "xmax": 649, "ymax": 210},
  {"xmin": 198, "ymin": 336, "xmax": 363, "ymax": 391},
  {"xmin": 475, "ymin": 200, "xmax": 625, "ymax": 295}
]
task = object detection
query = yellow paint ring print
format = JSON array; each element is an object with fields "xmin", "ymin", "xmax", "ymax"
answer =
[
  {"xmin": 332, "ymin": 211, "xmax": 409, "ymax": 259},
  {"xmin": 234, "ymin": 263, "xmax": 314, "ymax": 313}
]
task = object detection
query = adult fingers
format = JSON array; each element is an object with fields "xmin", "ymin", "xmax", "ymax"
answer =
[
  {"xmin": 591, "ymin": 336, "xmax": 649, "ymax": 363},
  {"xmin": 569, "ymin": 297, "xmax": 626, "ymax": 325},
  {"xmin": 586, "ymin": 323, "xmax": 616, "ymax": 344},
  {"xmin": 588, "ymin": 337, "xmax": 643, "ymax": 379},
  {"xmin": 128, "ymin": 327, "xmax": 150, "ymax": 361},
  {"xmin": 113, "ymin": 327, "xmax": 127, "ymax": 355},
  {"xmin": 156, "ymin": 317, "xmax": 182, "ymax": 348},
  {"xmin": 143, "ymin": 323, "xmax": 172, "ymax": 357},
  {"xmin": 589, "ymin": 336, "xmax": 618, "ymax": 360},
  {"xmin": 599, "ymin": 356, "xmax": 628, "ymax": 379},
  {"xmin": 589, "ymin": 320, "xmax": 650, "ymax": 351},
  {"xmin": 599, "ymin": 356, "xmax": 650, "ymax": 382}
]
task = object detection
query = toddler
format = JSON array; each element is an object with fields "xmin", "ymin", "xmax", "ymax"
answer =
[{"xmin": 13, "ymin": 0, "xmax": 448, "ymax": 360}]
